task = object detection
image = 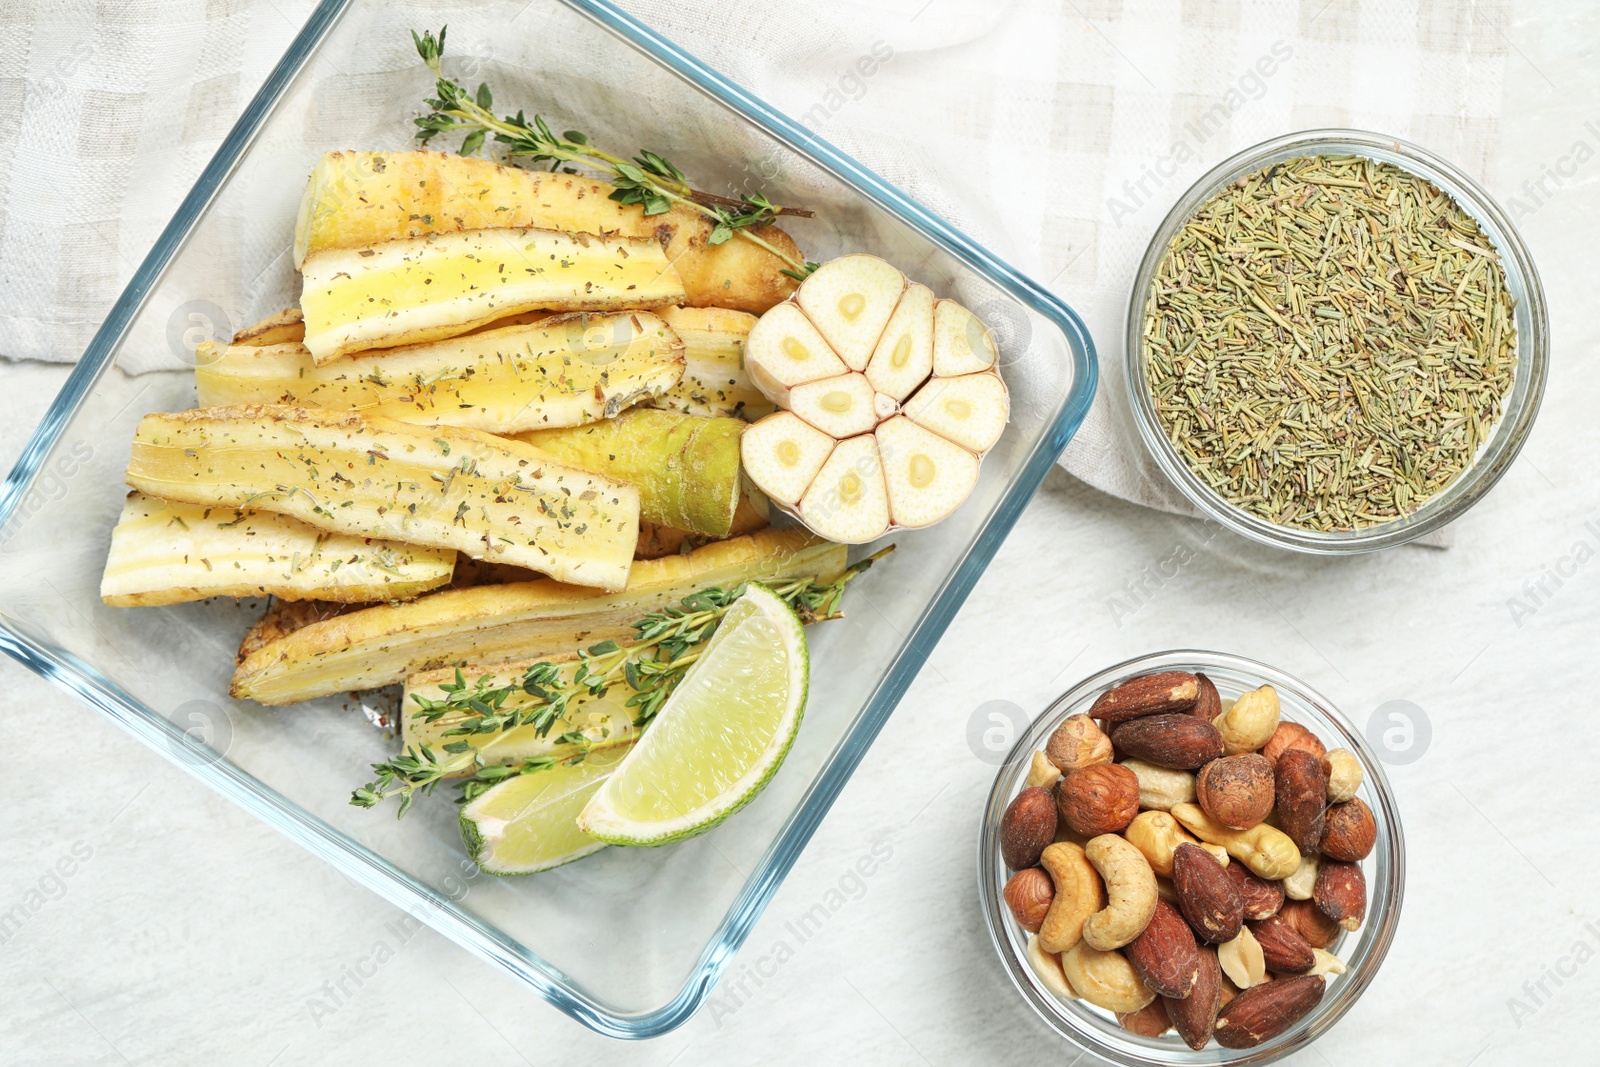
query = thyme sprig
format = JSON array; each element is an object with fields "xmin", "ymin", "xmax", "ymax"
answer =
[
  {"xmin": 350, "ymin": 547, "xmax": 891, "ymax": 816},
  {"xmin": 410, "ymin": 27, "xmax": 818, "ymax": 280}
]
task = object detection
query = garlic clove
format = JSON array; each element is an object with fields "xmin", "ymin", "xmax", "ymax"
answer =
[
  {"xmin": 873, "ymin": 392, "xmax": 900, "ymax": 420},
  {"xmin": 798, "ymin": 434, "xmax": 891, "ymax": 544},
  {"xmin": 865, "ymin": 282, "xmax": 935, "ymax": 400},
  {"xmin": 740, "ymin": 411, "xmax": 837, "ymax": 506},
  {"xmin": 932, "ymin": 298, "xmax": 998, "ymax": 377},
  {"xmin": 796, "ymin": 254, "xmax": 906, "ymax": 371},
  {"xmin": 744, "ymin": 302, "xmax": 848, "ymax": 407},
  {"xmin": 902, "ymin": 370, "xmax": 1009, "ymax": 454},
  {"xmin": 787, "ymin": 371, "xmax": 878, "ymax": 439},
  {"xmin": 875, "ymin": 415, "xmax": 979, "ymax": 528}
]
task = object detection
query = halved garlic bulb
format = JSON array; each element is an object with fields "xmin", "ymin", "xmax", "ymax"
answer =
[
  {"xmin": 798, "ymin": 434, "xmax": 891, "ymax": 544},
  {"xmin": 740, "ymin": 254, "xmax": 1009, "ymax": 542}
]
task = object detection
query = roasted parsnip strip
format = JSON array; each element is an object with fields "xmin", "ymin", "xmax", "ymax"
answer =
[
  {"xmin": 294, "ymin": 150, "xmax": 800, "ymax": 313},
  {"xmin": 649, "ymin": 306, "xmax": 774, "ymax": 420},
  {"xmin": 230, "ymin": 527, "xmax": 844, "ymax": 705},
  {"xmin": 401, "ymin": 656, "xmax": 637, "ymax": 777},
  {"xmin": 100, "ymin": 491, "xmax": 455, "ymax": 606},
  {"xmin": 518, "ymin": 409, "xmax": 745, "ymax": 538},
  {"xmin": 196, "ymin": 312, "xmax": 684, "ymax": 434},
  {"xmin": 124, "ymin": 405, "xmax": 639, "ymax": 592},
  {"xmin": 299, "ymin": 226, "xmax": 686, "ymax": 363}
]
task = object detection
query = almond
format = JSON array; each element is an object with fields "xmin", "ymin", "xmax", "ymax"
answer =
[
  {"xmin": 1124, "ymin": 898, "xmax": 1202, "ymax": 999},
  {"xmin": 1223, "ymin": 857, "xmax": 1284, "ymax": 920},
  {"xmin": 1260, "ymin": 721, "xmax": 1326, "ymax": 765},
  {"xmin": 1000, "ymin": 787, "xmax": 1058, "ymax": 869},
  {"xmin": 1056, "ymin": 763, "xmax": 1140, "ymax": 836},
  {"xmin": 1111, "ymin": 714, "xmax": 1225, "ymax": 770},
  {"xmin": 1249, "ymin": 913, "xmax": 1315, "ymax": 974},
  {"xmin": 1280, "ymin": 898, "xmax": 1341, "ymax": 950},
  {"xmin": 1197, "ymin": 753, "xmax": 1275, "ymax": 829},
  {"xmin": 1162, "ymin": 946, "xmax": 1222, "ymax": 1050},
  {"xmin": 1214, "ymin": 974, "xmax": 1325, "ymax": 1049},
  {"xmin": 1273, "ymin": 749, "xmax": 1327, "ymax": 853},
  {"xmin": 1313, "ymin": 859, "xmax": 1366, "ymax": 931},
  {"xmin": 1171, "ymin": 842, "xmax": 1243, "ymax": 943},
  {"xmin": 1320, "ymin": 797, "xmax": 1377, "ymax": 862},
  {"xmin": 1003, "ymin": 867, "xmax": 1055, "ymax": 932},
  {"xmin": 1191, "ymin": 672, "xmax": 1222, "ymax": 721},
  {"xmin": 1089, "ymin": 670, "xmax": 1200, "ymax": 726},
  {"xmin": 1116, "ymin": 999, "xmax": 1172, "ymax": 1038}
]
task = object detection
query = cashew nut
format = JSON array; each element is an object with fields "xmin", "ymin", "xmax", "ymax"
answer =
[
  {"xmin": 1217, "ymin": 926, "xmax": 1266, "ymax": 989},
  {"xmin": 1082, "ymin": 834, "xmax": 1159, "ymax": 951},
  {"xmin": 1037, "ymin": 841, "xmax": 1106, "ymax": 954},
  {"xmin": 1121, "ymin": 758, "xmax": 1197, "ymax": 811},
  {"xmin": 1124, "ymin": 810, "xmax": 1197, "ymax": 877},
  {"xmin": 1283, "ymin": 853, "xmax": 1318, "ymax": 901},
  {"xmin": 1323, "ymin": 748, "xmax": 1363, "ymax": 803},
  {"xmin": 1307, "ymin": 948, "xmax": 1346, "ymax": 977},
  {"xmin": 1212, "ymin": 684, "xmax": 1280, "ymax": 756},
  {"xmin": 1060, "ymin": 943, "xmax": 1157, "ymax": 1013},
  {"xmin": 1170, "ymin": 803, "xmax": 1299, "ymax": 880},
  {"xmin": 1024, "ymin": 749, "xmax": 1061, "ymax": 790},
  {"xmin": 1026, "ymin": 934, "xmax": 1076, "ymax": 999},
  {"xmin": 1201, "ymin": 842, "xmax": 1231, "ymax": 867}
]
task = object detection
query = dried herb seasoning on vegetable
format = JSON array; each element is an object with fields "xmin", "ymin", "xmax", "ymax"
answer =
[{"xmin": 1141, "ymin": 154, "xmax": 1517, "ymax": 532}]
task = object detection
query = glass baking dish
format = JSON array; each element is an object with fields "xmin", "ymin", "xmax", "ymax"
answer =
[{"xmin": 0, "ymin": 0, "xmax": 1095, "ymax": 1038}]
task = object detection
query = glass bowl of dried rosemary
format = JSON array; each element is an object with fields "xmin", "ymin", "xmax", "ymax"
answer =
[{"xmin": 1126, "ymin": 130, "xmax": 1547, "ymax": 552}]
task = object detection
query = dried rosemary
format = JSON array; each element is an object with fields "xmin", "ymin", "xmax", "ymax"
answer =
[{"xmin": 1141, "ymin": 154, "xmax": 1517, "ymax": 532}]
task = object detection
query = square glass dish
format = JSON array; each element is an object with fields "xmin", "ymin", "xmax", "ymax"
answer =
[{"xmin": 0, "ymin": 0, "xmax": 1095, "ymax": 1037}]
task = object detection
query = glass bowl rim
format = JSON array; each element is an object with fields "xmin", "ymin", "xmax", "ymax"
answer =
[
  {"xmin": 1122, "ymin": 128, "xmax": 1549, "ymax": 554},
  {"xmin": 977, "ymin": 649, "xmax": 1406, "ymax": 1065}
]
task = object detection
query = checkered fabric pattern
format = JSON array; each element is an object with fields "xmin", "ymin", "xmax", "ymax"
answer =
[{"xmin": 0, "ymin": 0, "xmax": 1510, "ymax": 521}]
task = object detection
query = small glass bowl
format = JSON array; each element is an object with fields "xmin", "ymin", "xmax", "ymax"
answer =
[
  {"xmin": 1124, "ymin": 130, "xmax": 1548, "ymax": 553},
  {"xmin": 978, "ymin": 651, "xmax": 1404, "ymax": 1065}
]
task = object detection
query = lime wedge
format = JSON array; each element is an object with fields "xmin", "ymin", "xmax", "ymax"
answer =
[
  {"xmin": 459, "ymin": 742, "xmax": 632, "ymax": 875},
  {"xmin": 577, "ymin": 582, "xmax": 808, "ymax": 846}
]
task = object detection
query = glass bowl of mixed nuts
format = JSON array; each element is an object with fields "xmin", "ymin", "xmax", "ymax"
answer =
[
  {"xmin": 978, "ymin": 650, "xmax": 1404, "ymax": 1065},
  {"xmin": 1125, "ymin": 129, "xmax": 1548, "ymax": 553}
]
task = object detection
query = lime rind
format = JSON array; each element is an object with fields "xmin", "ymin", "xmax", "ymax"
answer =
[
  {"xmin": 458, "ymin": 741, "xmax": 631, "ymax": 875},
  {"xmin": 576, "ymin": 582, "xmax": 809, "ymax": 846}
]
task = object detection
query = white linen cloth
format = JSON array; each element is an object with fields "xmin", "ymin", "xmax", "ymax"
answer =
[{"xmin": 0, "ymin": 0, "xmax": 1509, "ymax": 523}]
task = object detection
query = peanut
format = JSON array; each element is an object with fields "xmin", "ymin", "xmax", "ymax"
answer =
[
  {"xmin": 1024, "ymin": 749, "xmax": 1061, "ymax": 790},
  {"xmin": 1323, "ymin": 748, "xmax": 1363, "ymax": 804},
  {"xmin": 1124, "ymin": 810, "xmax": 1197, "ymax": 877},
  {"xmin": 1282, "ymin": 854, "xmax": 1318, "ymax": 901},
  {"xmin": 1217, "ymin": 926, "xmax": 1267, "ymax": 989},
  {"xmin": 1212, "ymin": 684, "xmax": 1280, "ymax": 756}
]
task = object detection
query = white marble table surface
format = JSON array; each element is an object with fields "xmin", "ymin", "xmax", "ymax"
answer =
[{"xmin": 4, "ymin": 4, "xmax": 1600, "ymax": 1065}]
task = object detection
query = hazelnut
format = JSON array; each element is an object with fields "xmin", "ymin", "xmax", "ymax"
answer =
[
  {"xmin": 1261, "ymin": 721, "xmax": 1326, "ymax": 765},
  {"xmin": 1004, "ymin": 867, "xmax": 1055, "ymax": 932},
  {"xmin": 1046, "ymin": 714, "xmax": 1113, "ymax": 771},
  {"xmin": 1057, "ymin": 763, "xmax": 1140, "ymax": 836},
  {"xmin": 1279, "ymin": 898, "xmax": 1341, "ymax": 950},
  {"xmin": 1320, "ymin": 797, "xmax": 1377, "ymax": 862},
  {"xmin": 1196, "ymin": 753, "xmax": 1275, "ymax": 829},
  {"xmin": 1000, "ymin": 786, "xmax": 1058, "ymax": 870}
]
